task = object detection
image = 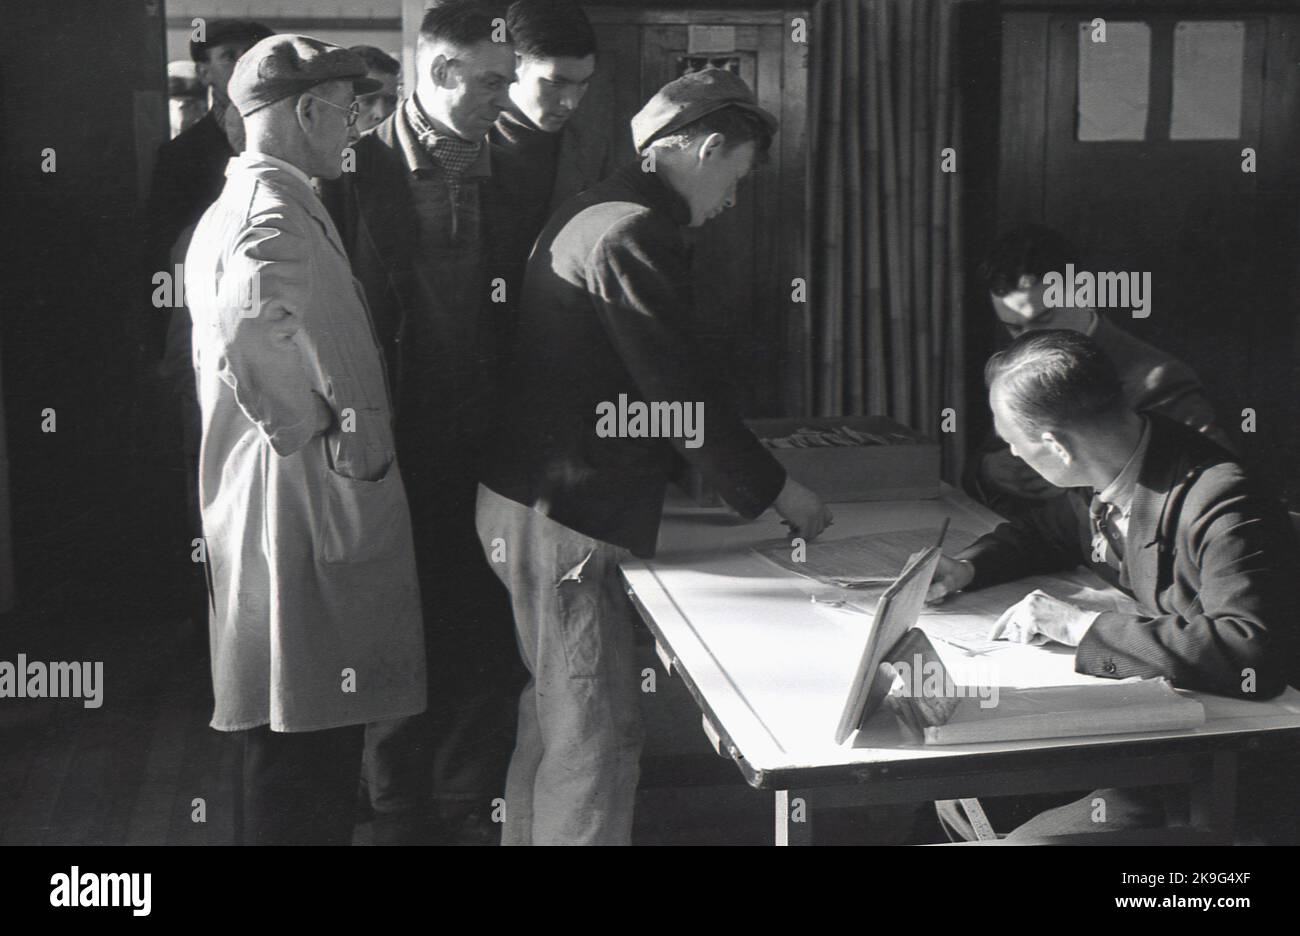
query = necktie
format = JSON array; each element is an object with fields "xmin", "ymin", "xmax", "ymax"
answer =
[{"xmin": 1089, "ymin": 493, "xmax": 1125, "ymax": 571}]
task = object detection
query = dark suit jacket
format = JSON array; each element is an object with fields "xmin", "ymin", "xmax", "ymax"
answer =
[
  {"xmin": 143, "ymin": 112, "xmax": 233, "ymax": 350},
  {"xmin": 958, "ymin": 415, "xmax": 1299, "ymax": 698},
  {"xmin": 964, "ymin": 315, "xmax": 1225, "ymax": 517},
  {"xmin": 481, "ymin": 164, "xmax": 787, "ymax": 558},
  {"xmin": 318, "ymin": 113, "xmax": 418, "ymax": 396}
]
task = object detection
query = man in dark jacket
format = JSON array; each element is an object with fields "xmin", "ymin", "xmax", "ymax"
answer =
[
  {"xmin": 929, "ymin": 329, "xmax": 1299, "ymax": 837},
  {"xmin": 321, "ymin": 0, "xmax": 522, "ymax": 845},
  {"xmin": 476, "ymin": 68, "xmax": 832, "ymax": 845},
  {"xmin": 144, "ymin": 19, "xmax": 273, "ymax": 312},
  {"xmin": 483, "ymin": 0, "xmax": 616, "ymax": 343}
]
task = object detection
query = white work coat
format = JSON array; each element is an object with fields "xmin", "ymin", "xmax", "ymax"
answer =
[{"xmin": 186, "ymin": 152, "xmax": 426, "ymax": 732}]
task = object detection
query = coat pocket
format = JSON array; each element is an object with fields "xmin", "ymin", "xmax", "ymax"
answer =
[{"xmin": 318, "ymin": 458, "xmax": 407, "ymax": 565}]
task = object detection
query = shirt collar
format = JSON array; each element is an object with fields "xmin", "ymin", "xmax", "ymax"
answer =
[
  {"xmin": 403, "ymin": 96, "xmax": 490, "ymax": 179},
  {"xmin": 1098, "ymin": 417, "xmax": 1152, "ymax": 515},
  {"xmin": 615, "ymin": 162, "xmax": 693, "ymax": 227},
  {"xmin": 237, "ymin": 149, "xmax": 313, "ymax": 188}
]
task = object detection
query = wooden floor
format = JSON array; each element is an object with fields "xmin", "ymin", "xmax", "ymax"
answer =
[
  {"xmin": 0, "ymin": 461, "xmax": 933, "ymax": 846},
  {"xmin": 0, "ymin": 600, "xmax": 943, "ymax": 846}
]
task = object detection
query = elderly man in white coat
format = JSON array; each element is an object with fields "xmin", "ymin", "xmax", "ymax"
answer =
[{"xmin": 185, "ymin": 35, "xmax": 426, "ymax": 845}]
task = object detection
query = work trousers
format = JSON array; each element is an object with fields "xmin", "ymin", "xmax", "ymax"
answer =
[
  {"xmin": 232, "ymin": 723, "xmax": 365, "ymax": 845},
  {"xmin": 475, "ymin": 484, "xmax": 644, "ymax": 845}
]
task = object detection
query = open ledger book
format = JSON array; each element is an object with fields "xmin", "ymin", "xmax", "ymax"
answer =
[
  {"xmin": 878, "ymin": 628, "xmax": 1206, "ymax": 745},
  {"xmin": 835, "ymin": 548, "xmax": 1207, "ymax": 745}
]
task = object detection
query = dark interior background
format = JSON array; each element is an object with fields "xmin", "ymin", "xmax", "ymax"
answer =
[{"xmin": 0, "ymin": 0, "xmax": 1295, "ymax": 629}]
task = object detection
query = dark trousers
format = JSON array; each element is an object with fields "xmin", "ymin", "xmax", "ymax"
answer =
[
  {"xmin": 362, "ymin": 472, "xmax": 523, "ymax": 843},
  {"xmin": 233, "ymin": 724, "xmax": 365, "ymax": 846}
]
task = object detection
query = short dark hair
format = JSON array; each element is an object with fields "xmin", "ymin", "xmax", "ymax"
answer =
[
  {"xmin": 507, "ymin": 0, "xmax": 597, "ymax": 59},
  {"xmin": 419, "ymin": 0, "xmax": 511, "ymax": 52},
  {"xmin": 654, "ymin": 104, "xmax": 775, "ymax": 159},
  {"xmin": 349, "ymin": 45, "xmax": 400, "ymax": 76},
  {"xmin": 985, "ymin": 329, "xmax": 1125, "ymax": 434},
  {"xmin": 978, "ymin": 223, "xmax": 1082, "ymax": 297}
]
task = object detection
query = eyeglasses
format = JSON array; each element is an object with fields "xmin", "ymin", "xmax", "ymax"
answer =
[{"xmin": 305, "ymin": 94, "xmax": 360, "ymax": 128}]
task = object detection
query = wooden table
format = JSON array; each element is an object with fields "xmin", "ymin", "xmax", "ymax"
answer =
[{"xmin": 620, "ymin": 486, "xmax": 1300, "ymax": 845}]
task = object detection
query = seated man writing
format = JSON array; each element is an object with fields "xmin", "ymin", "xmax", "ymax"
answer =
[{"xmin": 928, "ymin": 330, "xmax": 1299, "ymax": 838}]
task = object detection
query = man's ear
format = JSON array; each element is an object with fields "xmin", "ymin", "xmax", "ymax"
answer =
[
  {"xmin": 429, "ymin": 53, "xmax": 451, "ymax": 87},
  {"xmin": 698, "ymin": 131, "xmax": 727, "ymax": 163},
  {"xmin": 1041, "ymin": 430, "xmax": 1072, "ymax": 466},
  {"xmin": 195, "ymin": 60, "xmax": 213, "ymax": 87},
  {"xmin": 1017, "ymin": 274, "xmax": 1037, "ymax": 292},
  {"xmin": 294, "ymin": 94, "xmax": 316, "ymax": 134}
]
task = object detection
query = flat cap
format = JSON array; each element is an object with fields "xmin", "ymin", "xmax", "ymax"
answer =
[
  {"xmin": 189, "ymin": 19, "xmax": 274, "ymax": 63},
  {"xmin": 229, "ymin": 35, "xmax": 383, "ymax": 118},
  {"xmin": 631, "ymin": 67, "xmax": 778, "ymax": 152}
]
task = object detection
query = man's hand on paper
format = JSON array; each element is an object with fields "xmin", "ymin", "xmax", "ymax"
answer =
[
  {"xmin": 774, "ymin": 477, "xmax": 833, "ymax": 542},
  {"xmin": 988, "ymin": 589, "xmax": 1098, "ymax": 647},
  {"xmin": 925, "ymin": 554, "xmax": 975, "ymax": 603}
]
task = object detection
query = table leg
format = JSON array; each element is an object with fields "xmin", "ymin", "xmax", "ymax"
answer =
[
  {"xmin": 775, "ymin": 790, "xmax": 812, "ymax": 846},
  {"xmin": 1188, "ymin": 750, "xmax": 1238, "ymax": 844}
]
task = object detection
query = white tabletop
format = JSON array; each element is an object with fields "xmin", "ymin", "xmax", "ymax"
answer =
[{"xmin": 622, "ymin": 487, "xmax": 1300, "ymax": 780}]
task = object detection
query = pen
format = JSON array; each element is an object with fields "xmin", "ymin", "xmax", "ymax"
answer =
[{"xmin": 935, "ymin": 516, "xmax": 951, "ymax": 549}]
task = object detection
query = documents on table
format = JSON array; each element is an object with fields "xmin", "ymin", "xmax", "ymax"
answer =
[
  {"xmin": 753, "ymin": 527, "xmax": 979, "ymax": 588},
  {"xmin": 919, "ymin": 569, "xmax": 1143, "ymax": 655}
]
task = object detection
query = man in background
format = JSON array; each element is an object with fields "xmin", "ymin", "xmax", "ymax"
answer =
[
  {"xmin": 167, "ymin": 61, "xmax": 206, "ymax": 138},
  {"xmin": 185, "ymin": 35, "xmax": 426, "ymax": 845},
  {"xmin": 322, "ymin": 0, "xmax": 521, "ymax": 845},
  {"xmin": 145, "ymin": 18, "xmax": 273, "ymax": 302},
  {"xmin": 349, "ymin": 45, "xmax": 401, "ymax": 132},
  {"xmin": 484, "ymin": 0, "xmax": 615, "ymax": 342},
  {"xmin": 965, "ymin": 224, "xmax": 1227, "ymax": 517}
]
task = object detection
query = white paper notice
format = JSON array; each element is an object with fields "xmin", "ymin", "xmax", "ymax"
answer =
[
  {"xmin": 1170, "ymin": 21, "xmax": 1245, "ymax": 141},
  {"xmin": 1077, "ymin": 21, "xmax": 1151, "ymax": 141}
]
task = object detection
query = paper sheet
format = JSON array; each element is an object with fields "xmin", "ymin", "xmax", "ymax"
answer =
[
  {"xmin": 1170, "ymin": 21, "xmax": 1245, "ymax": 140},
  {"xmin": 1077, "ymin": 21, "xmax": 1151, "ymax": 141},
  {"xmin": 753, "ymin": 527, "xmax": 979, "ymax": 588},
  {"xmin": 917, "ymin": 569, "xmax": 1141, "ymax": 655}
]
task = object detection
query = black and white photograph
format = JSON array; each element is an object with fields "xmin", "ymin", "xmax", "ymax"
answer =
[{"xmin": 1, "ymin": 0, "xmax": 1299, "ymax": 896}]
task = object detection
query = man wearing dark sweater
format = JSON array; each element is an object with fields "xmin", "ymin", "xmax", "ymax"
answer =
[
  {"xmin": 477, "ymin": 69, "xmax": 831, "ymax": 844},
  {"xmin": 929, "ymin": 330, "xmax": 1299, "ymax": 838},
  {"xmin": 484, "ymin": 0, "xmax": 615, "ymax": 354}
]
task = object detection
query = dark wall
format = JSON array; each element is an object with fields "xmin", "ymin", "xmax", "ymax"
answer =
[
  {"xmin": 0, "ymin": 1, "xmax": 168, "ymax": 615},
  {"xmin": 993, "ymin": 2, "xmax": 1300, "ymax": 502}
]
